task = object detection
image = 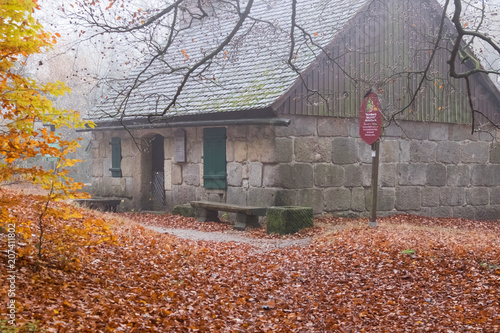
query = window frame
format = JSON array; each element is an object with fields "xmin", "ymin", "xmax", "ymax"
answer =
[{"xmin": 109, "ymin": 137, "xmax": 122, "ymax": 178}]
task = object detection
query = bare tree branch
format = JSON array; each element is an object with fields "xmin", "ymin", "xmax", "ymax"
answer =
[{"xmin": 56, "ymin": 0, "xmax": 500, "ymax": 133}]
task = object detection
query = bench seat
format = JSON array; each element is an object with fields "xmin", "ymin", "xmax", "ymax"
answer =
[{"xmin": 190, "ymin": 201, "xmax": 267, "ymax": 230}]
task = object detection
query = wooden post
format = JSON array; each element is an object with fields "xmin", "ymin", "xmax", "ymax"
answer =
[
  {"xmin": 370, "ymin": 140, "xmax": 380, "ymax": 228},
  {"xmin": 359, "ymin": 90, "xmax": 383, "ymax": 227}
]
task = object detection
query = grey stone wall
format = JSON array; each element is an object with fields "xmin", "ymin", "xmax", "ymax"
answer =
[
  {"xmin": 271, "ymin": 116, "xmax": 499, "ymax": 220},
  {"xmin": 91, "ymin": 131, "xmax": 135, "ymax": 201},
  {"xmin": 90, "ymin": 116, "xmax": 500, "ymax": 220}
]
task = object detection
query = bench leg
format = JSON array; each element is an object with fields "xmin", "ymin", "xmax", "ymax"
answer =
[
  {"xmin": 234, "ymin": 214, "xmax": 260, "ymax": 230},
  {"xmin": 196, "ymin": 208, "xmax": 220, "ymax": 222}
]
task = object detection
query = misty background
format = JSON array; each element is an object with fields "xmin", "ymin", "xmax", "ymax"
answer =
[{"xmin": 21, "ymin": 0, "xmax": 500, "ymax": 185}]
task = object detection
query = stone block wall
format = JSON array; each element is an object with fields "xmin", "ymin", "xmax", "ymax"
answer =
[
  {"xmin": 90, "ymin": 115, "xmax": 500, "ymax": 220},
  {"xmin": 271, "ymin": 116, "xmax": 499, "ymax": 220},
  {"xmin": 91, "ymin": 131, "xmax": 135, "ymax": 200}
]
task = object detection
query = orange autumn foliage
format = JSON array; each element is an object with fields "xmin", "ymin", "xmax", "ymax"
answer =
[
  {"xmin": 0, "ymin": 0, "xmax": 90, "ymax": 192},
  {"xmin": 1, "ymin": 203, "xmax": 498, "ymax": 331},
  {"xmin": 0, "ymin": 0, "xmax": 114, "ymax": 266},
  {"xmin": 1, "ymin": 188, "xmax": 115, "ymax": 268}
]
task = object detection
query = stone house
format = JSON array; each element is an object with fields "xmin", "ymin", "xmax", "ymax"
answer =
[{"xmin": 88, "ymin": 0, "xmax": 500, "ymax": 220}]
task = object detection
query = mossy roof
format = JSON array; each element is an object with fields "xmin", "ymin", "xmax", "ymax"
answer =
[{"xmin": 90, "ymin": 0, "xmax": 370, "ymax": 123}]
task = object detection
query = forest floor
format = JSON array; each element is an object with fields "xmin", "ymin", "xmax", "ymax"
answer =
[{"xmin": 0, "ymin": 187, "xmax": 499, "ymax": 332}]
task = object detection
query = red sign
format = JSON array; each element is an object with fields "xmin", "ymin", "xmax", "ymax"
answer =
[{"xmin": 359, "ymin": 91, "xmax": 383, "ymax": 145}]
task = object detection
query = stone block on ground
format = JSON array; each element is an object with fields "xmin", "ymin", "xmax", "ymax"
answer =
[
  {"xmin": 172, "ymin": 204, "xmax": 196, "ymax": 218},
  {"xmin": 266, "ymin": 206, "xmax": 313, "ymax": 235}
]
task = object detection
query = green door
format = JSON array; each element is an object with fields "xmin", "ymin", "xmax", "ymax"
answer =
[
  {"xmin": 203, "ymin": 127, "xmax": 226, "ymax": 189},
  {"xmin": 109, "ymin": 137, "xmax": 122, "ymax": 178}
]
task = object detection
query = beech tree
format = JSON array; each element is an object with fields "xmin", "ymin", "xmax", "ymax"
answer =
[
  {"xmin": 0, "ymin": 0, "xmax": 113, "ymax": 267},
  {"xmin": 0, "ymin": 0, "xmax": 88, "ymax": 191},
  {"xmin": 56, "ymin": 0, "xmax": 500, "ymax": 132}
]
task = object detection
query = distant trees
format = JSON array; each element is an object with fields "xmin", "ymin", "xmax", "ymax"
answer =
[{"xmin": 0, "ymin": 0, "xmax": 88, "ymax": 192}]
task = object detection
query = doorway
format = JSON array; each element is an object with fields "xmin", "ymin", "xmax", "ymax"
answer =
[{"xmin": 151, "ymin": 134, "xmax": 165, "ymax": 210}]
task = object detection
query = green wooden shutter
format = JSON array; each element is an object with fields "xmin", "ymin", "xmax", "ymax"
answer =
[
  {"xmin": 203, "ymin": 127, "xmax": 226, "ymax": 189},
  {"xmin": 109, "ymin": 137, "xmax": 122, "ymax": 178}
]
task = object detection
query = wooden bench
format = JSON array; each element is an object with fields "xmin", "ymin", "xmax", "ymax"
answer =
[
  {"xmin": 73, "ymin": 198, "xmax": 122, "ymax": 212},
  {"xmin": 190, "ymin": 201, "xmax": 267, "ymax": 230}
]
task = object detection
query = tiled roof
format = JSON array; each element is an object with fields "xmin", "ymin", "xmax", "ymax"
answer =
[{"xmin": 91, "ymin": 0, "xmax": 370, "ymax": 123}]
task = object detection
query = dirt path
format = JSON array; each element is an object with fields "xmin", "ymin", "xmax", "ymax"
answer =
[{"xmin": 143, "ymin": 225, "xmax": 312, "ymax": 252}]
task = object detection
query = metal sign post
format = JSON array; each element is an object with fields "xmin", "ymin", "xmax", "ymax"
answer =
[
  {"xmin": 369, "ymin": 140, "xmax": 380, "ymax": 227},
  {"xmin": 359, "ymin": 91, "xmax": 383, "ymax": 228}
]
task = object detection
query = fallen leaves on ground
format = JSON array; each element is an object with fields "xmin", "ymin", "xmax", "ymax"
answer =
[{"xmin": 1, "ymin": 192, "xmax": 499, "ymax": 332}]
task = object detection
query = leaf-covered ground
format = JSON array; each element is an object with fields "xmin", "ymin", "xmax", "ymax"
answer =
[{"xmin": 1, "ymin": 189, "xmax": 499, "ymax": 332}]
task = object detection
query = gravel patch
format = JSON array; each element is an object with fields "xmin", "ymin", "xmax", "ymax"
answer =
[{"xmin": 144, "ymin": 225, "xmax": 312, "ymax": 252}]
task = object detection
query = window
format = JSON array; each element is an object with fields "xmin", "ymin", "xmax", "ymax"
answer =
[
  {"xmin": 109, "ymin": 137, "xmax": 122, "ymax": 177},
  {"xmin": 203, "ymin": 127, "xmax": 226, "ymax": 189}
]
